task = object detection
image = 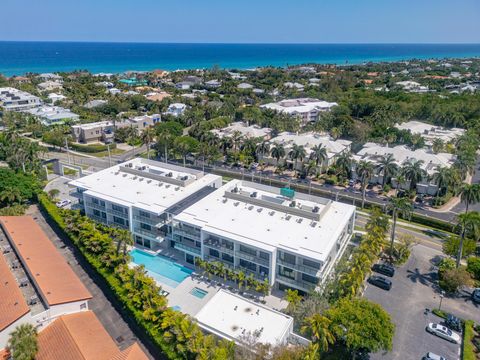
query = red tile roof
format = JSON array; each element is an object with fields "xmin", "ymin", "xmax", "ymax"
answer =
[
  {"xmin": 0, "ymin": 250, "xmax": 29, "ymax": 331},
  {"xmin": 0, "ymin": 216, "xmax": 92, "ymax": 306}
]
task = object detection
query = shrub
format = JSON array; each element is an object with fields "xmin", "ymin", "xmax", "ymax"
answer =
[
  {"xmin": 467, "ymin": 257, "xmax": 480, "ymax": 281},
  {"xmin": 443, "ymin": 235, "xmax": 477, "ymax": 259},
  {"xmin": 439, "ymin": 268, "xmax": 472, "ymax": 293},
  {"xmin": 438, "ymin": 258, "xmax": 456, "ymax": 279},
  {"xmin": 463, "ymin": 320, "xmax": 476, "ymax": 360},
  {"xmin": 69, "ymin": 142, "xmax": 117, "ymax": 153}
]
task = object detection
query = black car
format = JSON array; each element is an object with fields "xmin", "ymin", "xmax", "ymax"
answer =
[
  {"xmin": 472, "ymin": 288, "xmax": 480, "ymax": 304},
  {"xmin": 367, "ymin": 275, "xmax": 392, "ymax": 291},
  {"xmin": 372, "ymin": 263, "xmax": 395, "ymax": 277},
  {"xmin": 445, "ymin": 314, "xmax": 462, "ymax": 332}
]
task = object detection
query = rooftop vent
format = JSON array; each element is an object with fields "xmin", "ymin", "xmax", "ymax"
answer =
[
  {"xmin": 231, "ymin": 186, "xmax": 239, "ymax": 193},
  {"xmin": 289, "ymin": 201, "xmax": 296, "ymax": 208},
  {"xmin": 285, "ymin": 215, "xmax": 291, "ymax": 220},
  {"xmin": 234, "ymin": 202, "xmax": 240, "ymax": 207},
  {"xmin": 166, "ymin": 172, "xmax": 173, "ymax": 177},
  {"xmin": 158, "ymin": 183, "xmax": 163, "ymax": 187},
  {"xmin": 311, "ymin": 222, "xmax": 317, "ymax": 227},
  {"xmin": 180, "ymin": 175, "xmax": 188, "ymax": 181},
  {"xmin": 312, "ymin": 206, "xmax": 320, "ymax": 213},
  {"xmin": 269, "ymin": 211, "xmax": 275, "ymax": 216},
  {"xmin": 297, "ymin": 218, "xmax": 303, "ymax": 223},
  {"xmin": 248, "ymin": 205, "xmax": 254, "ymax": 210},
  {"xmin": 250, "ymin": 191, "xmax": 258, "ymax": 198},
  {"xmin": 222, "ymin": 198, "xmax": 228, "ymax": 203}
]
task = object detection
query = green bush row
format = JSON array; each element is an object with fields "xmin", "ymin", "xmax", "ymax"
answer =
[
  {"xmin": 69, "ymin": 142, "xmax": 117, "ymax": 153},
  {"xmin": 462, "ymin": 320, "xmax": 476, "ymax": 360},
  {"xmin": 409, "ymin": 213, "xmax": 455, "ymax": 233}
]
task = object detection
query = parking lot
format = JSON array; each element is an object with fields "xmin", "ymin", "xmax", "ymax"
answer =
[{"xmin": 365, "ymin": 244, "xmax": 479, "ymax": 360}]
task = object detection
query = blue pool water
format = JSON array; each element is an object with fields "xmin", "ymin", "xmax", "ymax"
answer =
[
  {"xmin": 189, "ymin": 287, "xmax": 208, "ymax": 299},
  {"xmin": 130, "ymin": 249, "xmax": 193, "ymax": 288}
]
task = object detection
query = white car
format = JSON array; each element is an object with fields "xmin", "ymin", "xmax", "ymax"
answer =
[
  {"xmin": 56, "ymin": 199, "xmax": 71, "ymax": 208},
  {"xmin": 422, "ymin": 352, "xmax": 447, "ymax": 360},
  {"xmin": 426, "ymin": 323, "xmax": 461, "ymax": 344}
]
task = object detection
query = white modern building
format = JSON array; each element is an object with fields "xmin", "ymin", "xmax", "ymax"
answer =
[
  {"xmin": 261, "ymin": 98, "xmax": 338, "ymax": 124},
  {"xmin": 0, "ymin": 87, "xmax": 42, "ymax": 111},
  {"xmin": 25, "ymin": 105, "xmax": 79, "ymax": 126},
  {"xmin": 172, "ymin": 180, "xmax": 355, "ymax": 293},
  {"xmin": 395, "ymin": 120, "xmax": 465, "ymax": 146},
  {"xmin": 211, "ymin": 122, "xmax": 273, "ymax": 140},
  {"xmin": 165, "ymin": 103, "xmax": 187, "ymax": 117},
  {"xmin": 262, "ymin": 132, "xmax": 352, "ymax": 171},
  {"xmin": 196, "ymin": 290, "xmax": 294, "ymax": 346},
  {"xmin": 353, "ymin": 143, "xmax": 456, "ymax": 195},
  {"xmin": 69, "ymin": 159, "xmax": 222, "ymax": 252}
]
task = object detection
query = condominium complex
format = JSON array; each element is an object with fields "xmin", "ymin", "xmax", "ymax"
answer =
[
  {"xmin": 69, "ymin": 159, "xmax": 222, "ymax": 251},
  {"xmin": 261, "ymin": 98, "xmax": 338, "ymax": 124},
  {"xmin": 25, "ymin": 105, "xmax": 80, "ymax": 126},
  {"xmin": 262, "ymin": 131, "xmax": 352, "ymax": 170},
  {"xmin": 0, "ymin": 216, "xmax": 92, "ymax": 349},
  {"xmin": 172, "ymin": 180, "xmax": 355, "ymax": 293},
  {"xmin": 211, "ymin": 121, "xmax": 273, "ymax": 140},
  {"xmin": 0, "ymin": 87, "xmax": 42, "ymax": 111},
  {"xmin": 395, "ymin": 120, "xmax": 465, "ymax": 145},
  {"xmin": 353, "ymin": 142, "xmax": 456, "ymax": 195}
]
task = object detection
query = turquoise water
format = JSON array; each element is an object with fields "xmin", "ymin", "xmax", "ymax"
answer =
[
  {"xmin": 189, "ymin": 287, "xmax": 208, "ymax": 299},
  {"xmin": 1, "ymin": 42, "xmax": 480, "ymax": 76},
  {"xmin": 130, "ymin": 248, "xmax": 193, "ymax": 288}
]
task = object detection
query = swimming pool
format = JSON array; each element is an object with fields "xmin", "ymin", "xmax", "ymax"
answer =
[
  {"xmin": 189, "ymin": 287, "xmax": 208, "ymax": 299},
  {"xmin": 130, "ymin": 249, "xmax": 193, "ymax": 288}
]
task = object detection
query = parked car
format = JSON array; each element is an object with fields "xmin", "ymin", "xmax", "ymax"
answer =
[
  {"xmin": 472, "ymin": 288, "xmax": 480, "ymax": 304},
  {"xmin": 367, "ymin": 275, "xmax": 392, "ymax": 291},
  {"xmin": 56, "ymin": 199, "xmax": 71, "ymax": 208},
  {"xmin": 444, "ymin": 314, "xmax": 462, "ymax": 332},
  {"xmin": 422, "ymin": 352, "xmax": 447, "ymax": 360},
  {"xmin": 426, "ymin": 323, "xmax": 461, "ymax": 344},
  {"xmin": 372, "ymin": 263, "xmax": 395, "ymax": 277}
]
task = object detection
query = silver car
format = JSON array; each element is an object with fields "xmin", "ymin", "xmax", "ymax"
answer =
[
  {"xmin": 426, "ymin": 323, "xmax": 461, "ymax": 344},
  {"xmin": 422, "ymin": 352, "xmax": 447, "ymax": 360}
]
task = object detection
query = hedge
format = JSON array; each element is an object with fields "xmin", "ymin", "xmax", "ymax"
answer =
[
  {"xmin": 410, "ymin": 213, "xmax": 455, "ymax": 233},
  {"xmin": 69, "ymin": 142, "xmax": 117, "ymax": 153},
  {"xmin": 462, "ymin": 320, "xmax": 476, "ymax": 360}
]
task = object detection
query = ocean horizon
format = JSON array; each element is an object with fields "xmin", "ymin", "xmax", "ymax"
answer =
[{"xmin": 1, "ymin": 42, "xmax": 480, "ymax": 76}]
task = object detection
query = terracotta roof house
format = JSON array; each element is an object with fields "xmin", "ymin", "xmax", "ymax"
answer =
[{"xmin": 36, "ymin": 311, "xmax": 148, "ymax": 360}]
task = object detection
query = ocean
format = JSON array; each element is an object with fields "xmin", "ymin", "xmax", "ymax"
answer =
[{"xmin": 0, "ymin": 42, "xmax": 480, "ymax": 76}]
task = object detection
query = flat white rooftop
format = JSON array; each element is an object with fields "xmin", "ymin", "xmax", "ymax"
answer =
[
  {"xmin": 211, "ymin": 121, "xmax": 272, "ymax": 139},
  {"xmin": 69, "ymin": 158, "xmax": 221, "ymax": 214},
  {"xmin": 195, "ymin": 290, "xmax": 293, "ymax": 345},
  {"xmin": 395, "ymin": 120, "xmax": 465, "ymax": 144},
  {"xmin": 175, "ymin": 180, "xmax": 355, "ymax": 261}
]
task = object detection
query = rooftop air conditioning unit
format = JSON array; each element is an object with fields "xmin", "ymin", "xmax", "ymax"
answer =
[
  {"xmin": 312, "ymin": 206, "xmax": 320, "ymax": 213},
  {"xmin": 250, "ymin": 191, "xmax": 258, "ymax": 198},
  {"xmin": 289, "ymin": 201, "xmax": 296, "ymax": 207},
  {"xmin": 166, "ymin": 172, "xmax": 173, "ymax": 177}
]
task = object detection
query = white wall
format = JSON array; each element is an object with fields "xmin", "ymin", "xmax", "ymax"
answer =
[{"xmin": 0, "ymin": 313, "xmax": 32, "ymax": 349}]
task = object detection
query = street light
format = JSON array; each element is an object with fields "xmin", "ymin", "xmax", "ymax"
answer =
[{"xmin": 438, "ymin": 291, "xmax": 445, "ymax": 311}]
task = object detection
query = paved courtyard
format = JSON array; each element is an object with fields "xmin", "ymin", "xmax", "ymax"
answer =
[{"xmin": 365, "ymin": 244, "xmax": 479, "ymax": 360}]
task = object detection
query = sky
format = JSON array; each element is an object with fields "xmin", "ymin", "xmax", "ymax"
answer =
[{"xmin": 1, "ymin": 0, "xmax": 479, "ymax": 43}]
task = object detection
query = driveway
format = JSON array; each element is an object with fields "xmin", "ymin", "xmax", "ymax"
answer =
[{"xmin": 365, "ymin": 244, "xmax": 479, "ymax": 360}]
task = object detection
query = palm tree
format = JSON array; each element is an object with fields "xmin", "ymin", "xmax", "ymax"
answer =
[
  {"xmin": 237, "ymin": 271, "xmax": 246, "ymax": 290},
  {"xmin": 456, "ymin": 211, "xmax": 480, "ymax": 267},
  {"xmin": 284, "ymin": 289, "xmax": 302, "ymax": 314},
  {"xmin": 288, "ymin": 144, "xmax": 307, "ymax": 176},
  {"xmin": 458, "ymin": 184, "xmax": 480, "ymax": 212},
  {"xmin": 432, "ymin": 166, "xmax": 451, "ymax": 204},
  {"xmin": 309, "ymin": 145, "xmax": 328, "ymax": 173},
  {"xmin": 219, "ymin": 137, "xmax": 233, "ymax": 155},
  {"xmin": 402, "ymin": 160, "xmax": 426, "ymax": 191},
  {"xmin": 255, "ymin": 141, "xmax": 270, "ymax": 161},
  {"xmin": 387, "ymin": 197, "xmax": 413, "ymax": 259},
  {"xmin": 8, "ymin": 324, "xmax": 38, "ymax": 360},
  {"xmin": 432, "ymin": 138, "xmax": 444, "ymax": 154},
  {"xmin": 335, "ymin": 152, "xmax": 353, "ymax": 179},
  {"xmin": 270, "ymin": 144, "xmax": 286, "ymax": 166},
  {"xmin": 375, "ymin": 154, "xmax": 398, "ymax": 188},
  {"xmin": 140, "ymin": 127, "xmax": 156, "ymax": 160},
  {"xmin": 356, "ymin": 160, "xmax": 374, "ymax": 208},
  {"xmin": 301, "ymin": 314, "xmax": 335, "ymax": 353},
  {"xmin": 231, "ymin": 130, "xmax": 243, "ymax": 152},
  {"xmin": 156, "ymin": 127, "xmax": 173, "ymax": 162}
]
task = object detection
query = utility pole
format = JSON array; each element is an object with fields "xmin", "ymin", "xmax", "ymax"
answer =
[
  {"xmin": 107, "ymin": 143, "xmax": 112, "ymax": 167},
  {"xmin": 65, "ymin": 138, "xmax": 71, "ymax": 164}
]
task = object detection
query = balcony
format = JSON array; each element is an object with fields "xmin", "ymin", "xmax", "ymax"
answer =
[
  {"xmin": 174, "ymin": 242, "xmax": 201, "ymax": 255},
  {"xmin": 277, "ymin": 259, "xmax": 320, "ymax": 277},
  {"xmin": 276, "ymin": 274, "xmax": 315, "ymax": 291},
  {"xmin": 107, "ymin": 208, "xmax": 129, "ymax": 218},
  {"xmin": 133, "ymin": 215, "xmax": 162, "ymax": 226},
  {"xmin": 85, "ymin": 202, "xmax": 106, "ymax": 211},
  {"xmin": 88, "ymin": 214, "xmax": 107, "ymax": 224},
  {"xmin": 236, "ymin": 251, "xmax": 269, "ymax": 267},
  {"xmin": 172, "ymin": 227, "xmax": 200, "ymax": 240},
  {"xmin": 133, "ymin": 227, "xmax": 166, "ymax": 241},
  {"xmin": 236, "ymin": 265, "xmax": 265, "ymax": 281},
  {"xmin": 203, "ymin": 240, "xmax": 234, "ymax": 255}
]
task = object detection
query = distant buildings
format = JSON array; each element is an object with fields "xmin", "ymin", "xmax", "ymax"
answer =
[
  {"xmin": 84, "ymin": 99, "xmax": 108, "ymax": 109},
  {"xmin": 0, "ymin": 216, "xmax": 92, "ymax": 349},
  {"xmin": 165, "ymin": 103, "xmax": 187, "ymax": 117},
  {"xmin": 211, "ymin": 121, "xmax": 273, "ymax": 141},
  {"xmin": 283, "ymin": 82, "xmax": 305, "ymax": 91},
  {"xmin": 37, "ymin": 73, "xmax": 63, "ymax": 82},
  {"xmin": 262, "ymin": 132, "xmax": 351, "ymax": 170},
  {"xmin": 25, "ymin": 105, "xmax": 79, "ymax": 126},
  {"xmin": 395, "ymin": 120, "xmax": 465, "ymax": 146},
  {"xmin": 237, "ymin": 83, "xmax": 254, "ymax": 90},
  {"xmin": 0, "ymin": 87, "xmax": 42, "ymax": 111},
  {"xmin": 261, "ymin": 98, "xmax": 338, "ymax": 124},
  {"xmin": 205, "ymin": 79, "xmax": 221, "ymax": 88},
  {"xmin": 395, "ymin": 80, "xmax": 430, "ymax": 93},
  {"xmin": 48, "ymin": 93, "xmax": 66, "ymax": 104},
  {"xmin": 353, "ymin": 143, "xmax": 456, "ymax": 195},
  {"xmin": 37, "ymin": 80, "xmax": 63, "ymax": 92}
]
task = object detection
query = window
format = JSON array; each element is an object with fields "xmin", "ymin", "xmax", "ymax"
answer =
[
  {"xmin": 135, "ymin": 235, "xmax": 142, "ymax": 245},
  {"xmin": 140, "ymin": 223, "xmax": 151, "ymax": 231},
  {"xmin": 278, "ymin": 265, "xmax": 295, "ymax": 280},
  {"xmin": 302, "ymin": 258, "xmax": 321, "ymax": 269},
  {"xmin": 92, "ymin": 198, "xmax": 99, "ymax": 205},
  {"xmin": 239, "ymin": 259, "xmax": 256, "ymax": 272},
  {"xmin": 259, "ymin": 266, "xmax": 269, "ymax": 276},
  {"xmin": 223, "ymin": 239, "xmax": 234, "ymax": 250},
  {"xmin": 280, "ymin": 252, "xmax": 296, "ymax": 265},
  {"xmin": 302, "ymin": 273, "xmax": 319, "ymax": 285},
  {"xmin": 209, "ymin": 249, "xmax": 220, "ymax": 258},
  {"xmin": 113, "ymin": 216, "xmax": 125, "ymax": 225},
  {"xmin": 143, "ymin": 238, "xmax": 151, "ymax": 248},
  {"xmin": 239, "ymin": 245, "xmax": 256, "ymax": 257},
  {"xmin": 222, "ymin": 253, "xmax": 234, "ymax": 263},
  {"xmin": 101, "ymin": 212, "xmax": 107, "ymax": 219},
  {"xmin": 93, "ymin": 209, "xmax": 100, "ymax": 216},
  {"xmin": 112, "ymin": 204, "xmax": 125, "ymax": 213},
  {"xmin": 100, "ymin": 200, "xmax": 105, "ymax": 207},
  {"xmin": 139, "ymin": 210, "xmax": 151, "ymax": 218},
  {"xmin": 195, "ymin": 241, "xmax": 201, "ymax": 248},
  {"xmin": 259, "ymin": 251, "xmax": 270, "ymax": 261},
  {"xmin": 80, "ymin": 303, "xmax": 87, "ymax": 310}
]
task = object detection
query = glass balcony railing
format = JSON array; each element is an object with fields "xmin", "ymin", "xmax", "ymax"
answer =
[
  {"xmin": 236, "ymin": 251, "xmax": 269, "ymax": 267},
  {"xmin": 133, "ymin": 215, "xmax": 162, "ymax": 226},
  {"xmin": 85, "ymin": 202, "xmax": 106, "ymax": 211},
  {"xmin": 107, "ymin": 208, "xmax": 129, "ymax": 218},
  {"xmin": 172, "ymin": 227, "xmax": 200, "ymax": 239},
  {"xmin": 203, "ymin": 240, "xmax": 234, "ymax": 255},
  {"xmin": 174, "ymin": 242, "xmax": 201, "ymax": 255},
  {"xmin": 277, "ymin": 259, "xmax": 320, "ymax": 277},
  {"xmin": 276, "ymin": 274, "xmax": 315, "ymax": 291}
]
